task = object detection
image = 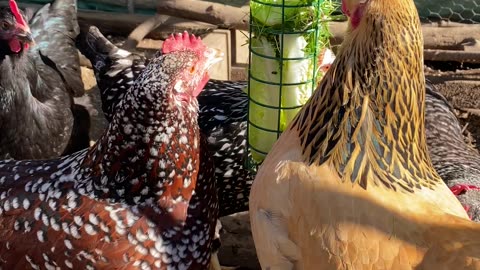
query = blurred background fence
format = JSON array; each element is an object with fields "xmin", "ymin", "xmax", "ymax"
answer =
[
  {"xmin": 4, "ymin": 0, "xmax": 478, "ymax": 82},
  {"xmin": 15, "ymin": 0, "xmax": 480, "ymax": 24}
]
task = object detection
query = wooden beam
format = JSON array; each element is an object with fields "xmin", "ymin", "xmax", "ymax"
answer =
[
  {"xmin": 6, "ymin": 1, "xmax": 480, "ymax": 63},
  {"xmin": 424, "ymin": 50, "xmax": 480, "ymax": 63},
  {"xmin": 0, "ymin": 1, "xmax": 216, "ymax": 40},
  {"xmin": 77, "ymin": 10, "xmax": 215, "ymax": 40},
  {"xmin": 123, "ymin": 14, "xmax": 175, "ymax": 50},
  {"xmin": 329, "ymin": 21, "xmax": 480, "ymax": 50},
  {"xmin": 157, "ymin": 0, "xmax": 250, "ymax": 31},
  {"xmin": 81, "ymin": 0, "xmax": 155, "ymax": 10}
]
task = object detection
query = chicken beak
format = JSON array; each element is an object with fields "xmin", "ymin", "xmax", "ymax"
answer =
[
  {"xmin": 15, "ymin": 26, "xmax": 34, "ymax": 46},
  {"xmin": 204, "ymin": 48, "xmax": 224, "ymax": 69}
]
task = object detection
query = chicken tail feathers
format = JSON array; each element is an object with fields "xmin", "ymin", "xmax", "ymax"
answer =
[
  {"xmin": 29, "ymin": 0, "xmax": 84, "ymax": 97},
  {"xmin": 76, "ymin": 25, "xmax": 146, "ymax": 122},
  {"xmin": 76, "ymin": 25, "xmax": 118, "ymax": 76}
]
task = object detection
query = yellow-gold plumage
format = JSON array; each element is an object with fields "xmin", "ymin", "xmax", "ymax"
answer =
[{"xmin": 249, "ymin": 0, "xmax": 480, "ymax": 269}]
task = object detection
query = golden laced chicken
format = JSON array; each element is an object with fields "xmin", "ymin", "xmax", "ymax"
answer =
[
  {"xmin": 249, "ymin": 0, "xmax": 480, "ymax": 269},
  {"xmin": 0, "ymin": 32, "xmax": 222, "ymax": 270}
]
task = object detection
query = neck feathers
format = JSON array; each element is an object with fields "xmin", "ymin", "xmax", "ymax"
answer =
[
  {"xmin": 292, "ymin": 1, "xmax": 442, "ymax": 192},
  {"xmin": 83, "ymin": 72, "xmax": 201, "ymax": 208}
]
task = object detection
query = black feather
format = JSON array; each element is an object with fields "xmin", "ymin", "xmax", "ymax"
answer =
[{"xmin": 0, "ymin": 0, "xmax": 89, "ymax": 160}]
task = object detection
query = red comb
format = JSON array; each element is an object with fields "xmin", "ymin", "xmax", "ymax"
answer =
[
  {"xmin": 162, "ymin": 31, "xmax": 206, "ymax": 55},
  {"xmin": 9, "ymin": 0, "xmax": 27, "ymax": 29}
]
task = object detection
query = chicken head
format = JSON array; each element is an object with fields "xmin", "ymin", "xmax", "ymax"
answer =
[{"xmin": 0, "ymin": 0, "xmax": 33, "ymax": 53}]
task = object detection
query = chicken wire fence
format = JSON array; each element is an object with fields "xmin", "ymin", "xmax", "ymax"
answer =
[
  {"xmin": 16, "ymin": 0, "xmax": 480, "ymax": 23},
  {"xmin": 414, "ymin": 0, "xmax": 480, "ymax": 23},
  {"xmin": 326, "ymin": 0, "xmax": 480, "ymax": 23},
  {"xmin": 332, "ymin": 0, "xmax": 480, "ymax": 23}
]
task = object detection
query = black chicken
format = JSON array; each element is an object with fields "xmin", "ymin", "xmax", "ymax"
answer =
[{"xmin": 0, "ymin": 0, "xmax": 88, "ymax": 160}]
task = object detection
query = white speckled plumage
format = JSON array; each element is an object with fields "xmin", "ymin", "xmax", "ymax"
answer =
[{"xmin": 0, "ymin": 32, "xmax": 219, "ymax": 269}]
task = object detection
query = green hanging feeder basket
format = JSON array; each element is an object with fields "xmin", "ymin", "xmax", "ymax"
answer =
[{"xmin": 247, "ymin": 0, "xmax": 335, "ymax": 164}]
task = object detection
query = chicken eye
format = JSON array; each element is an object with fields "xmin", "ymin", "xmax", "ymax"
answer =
[
  {"xmin": 189, "ymin": 66, "xmax": 196, "ymax": 74},
  {"xmin": 1, "ymin": 21, "xmax": 9, "ymax": 30}
]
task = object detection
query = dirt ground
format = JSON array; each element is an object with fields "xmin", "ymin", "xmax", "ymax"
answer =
[{"xmin": 78, "ymin": 45, "xmax": 480, "ymax": 269}]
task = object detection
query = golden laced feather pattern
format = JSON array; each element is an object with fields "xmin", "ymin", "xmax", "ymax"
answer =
[{"xmin": 292, "ymin": 0, "xmax": 442, "ymax": 193}]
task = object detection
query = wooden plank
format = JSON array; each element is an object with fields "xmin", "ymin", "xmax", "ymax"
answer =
[
  {"xmin": 424, "ymin": 50, "xmax": 480, "ymax": 63},
  {"xmin": 157, "ymin": 0, "xmax": 250, "ymax": 31},
  {"xmin": 0, "ymin": 1, "xmax": 215, "ymax": 39},
  {"xmin": 81, "ymin": 0, "xmax": 156, "ymax": 9},
  {"xmin": 77, "ymin": 11, "xmax": 215, "ymax": 39},
  {"xmin": 232, "ymin": 29, "xmax": 249, "ymax": 66},
  {"xmin": 329, "ymin": 21, "xmax": 480, "ymax": 50}
]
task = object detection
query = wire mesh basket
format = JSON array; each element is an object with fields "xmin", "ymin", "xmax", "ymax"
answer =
[{"xmin": 247, "ymin": 0, "xmax": 333, "ymax": 165}]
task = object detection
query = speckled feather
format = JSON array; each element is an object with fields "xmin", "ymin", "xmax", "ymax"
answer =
[
  {"xmin": 196, "ymin": 82, "xmax": 253, "ymax": 216},
  {"xmin": 28, "ymin": 0, "xmax": 84, "ymax": 97},
  {"xmin": 425, "ymin": 82, "xmax": 480, "ymax": 221},
  {"xmin": 77, "ymin": 26, "xmax": 251, "ymax": 217},
  {"xmin": 425, "ymin": 82, "xmax": 480, "ymax": 184},
  {"xmin": 76, "ymin": 26, "xmax": 145, "ymax": 122},
  {"xmin": 0, "ymin": 0, "xmax": 87, "ymax": 160},
  {"xmin": 0, "ymin": 34, "xmax": 218, "ymax": 269}
]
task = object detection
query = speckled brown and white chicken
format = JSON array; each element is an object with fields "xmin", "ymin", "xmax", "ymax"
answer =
[
  {"xmin": 0, "ymin": 32, "xmax": 222, "ymax": 270},
  {"xmin": 76, "ymin": 26, "xmax": 252, "ymax": 217}
]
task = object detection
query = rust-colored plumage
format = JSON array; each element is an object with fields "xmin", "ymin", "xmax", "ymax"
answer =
[
  {"xmin": 0, "ymin": 32, "xmax": 221, "ymax": 269},
  {"xmin": 249, "ymin": 0, "xmax": 480, "ymax": 269}
]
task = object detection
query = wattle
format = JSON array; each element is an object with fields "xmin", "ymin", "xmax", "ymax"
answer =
[
  {"xmin": 194, "ymin": 74, "xmax": 210, "ymax": 97},
  {"xmin": 8, "ymin": 39, "xmax": 21, "ymax": 53},
  {"xmin": 351, "ymin": 6, "xmax": 364, "ymax": 29},
  {"xmin": 341, "ymin": 0, "xmax": 350, "ymax": 16}
]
